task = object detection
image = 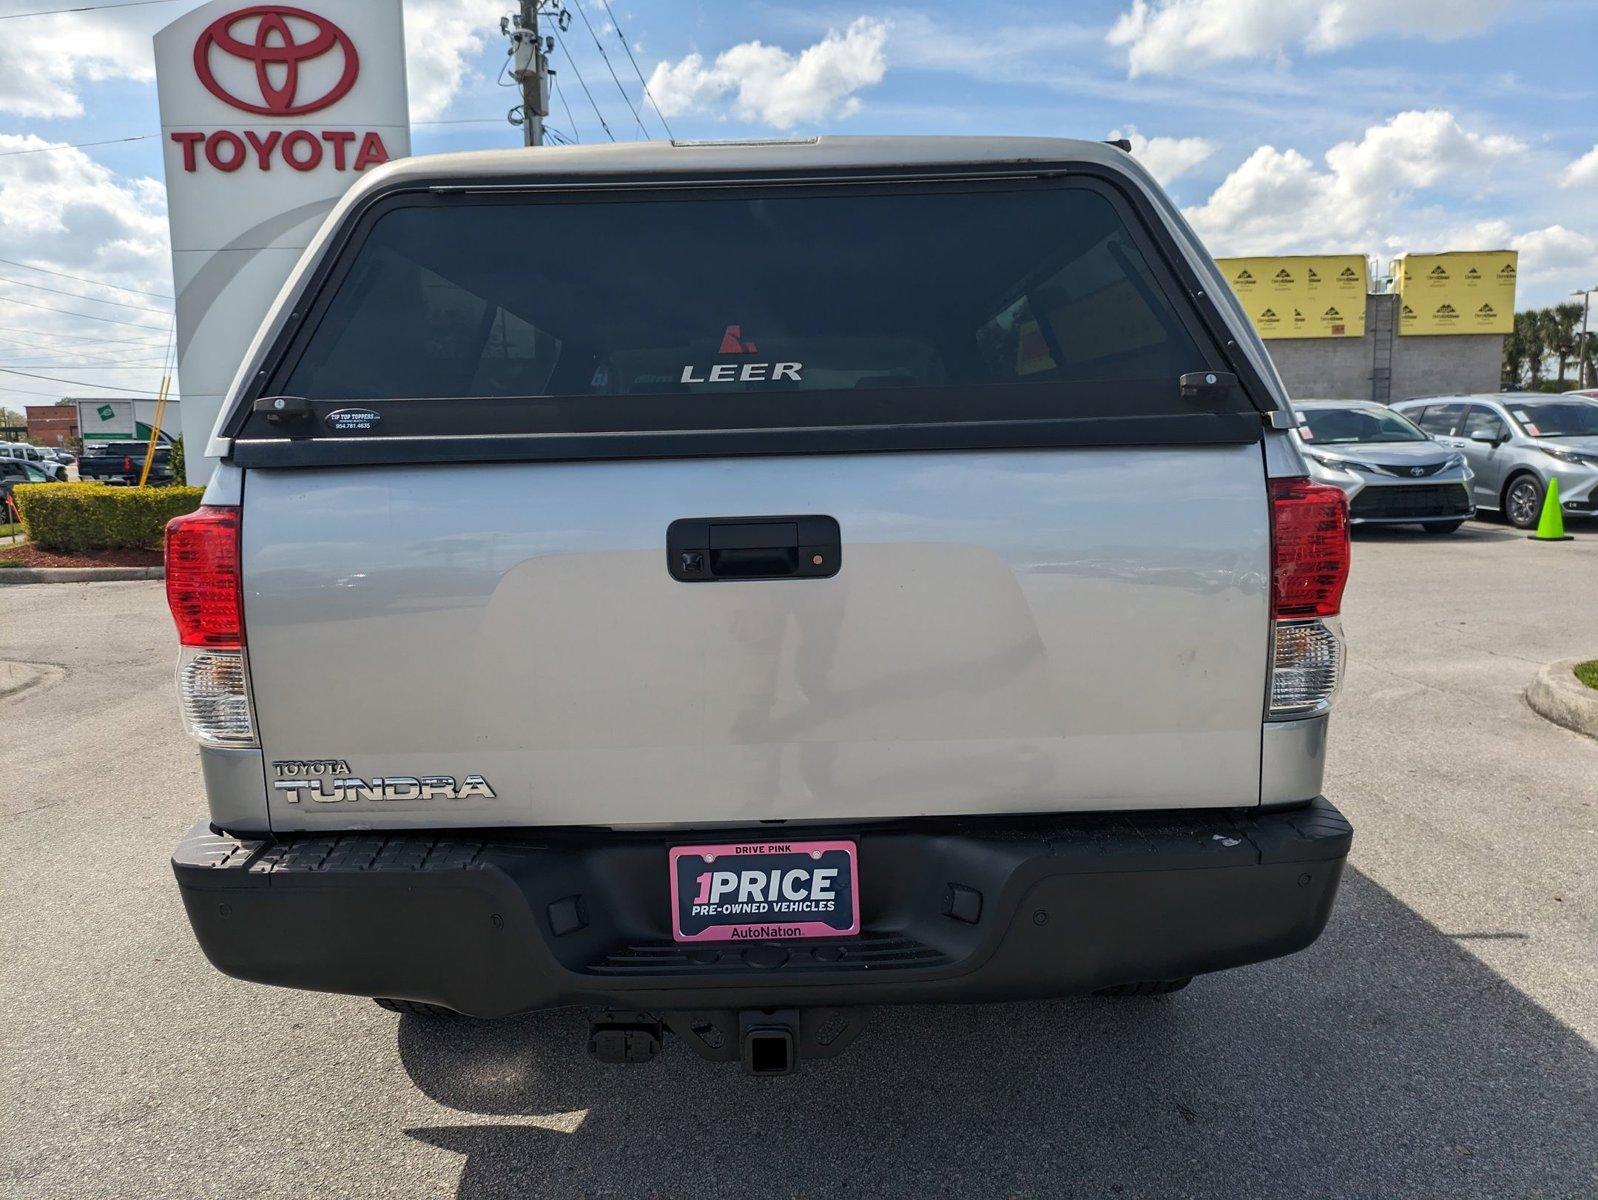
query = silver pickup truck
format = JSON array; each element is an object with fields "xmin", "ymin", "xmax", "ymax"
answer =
[{"xmin": 168, "ymin": 136, "xmax": 1353, "ymax": 1075}]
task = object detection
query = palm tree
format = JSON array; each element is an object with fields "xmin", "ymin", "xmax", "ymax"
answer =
[
  {"xmin": 1547, "ymin": 302, "xmax": 1584, "ymax": 382},
  {"xmin": 1502, "ymin": 322, "xmax": 1528, "ymax": 388},
  {"xmin": 1514, "ymin": 310, "xmax": 1548, "ymax": 387}
]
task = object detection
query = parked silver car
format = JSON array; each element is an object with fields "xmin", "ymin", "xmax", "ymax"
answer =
[
  {"xmin": 1291, "ymin": 400, "xmax": 1474, "ymax": 532},
  {"xmin": 1, "ymin": 457, "xmax": 56, "ymax": 513},
  {"xmin": 1392, "ymin": 394, "xmax": 1598, "ymax": 529},
  {"xmin": 0, "ymin": 442, "xmax": 68, "ymax": 482}
]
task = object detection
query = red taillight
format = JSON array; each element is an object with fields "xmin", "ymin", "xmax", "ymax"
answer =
[
  {"xmin": 1269, "ymin": 477, "xmax": 1350, "ymax": 618},
  {"xmin": 165, "ymin": 505, "xmax": 243, "ymax": 648}
]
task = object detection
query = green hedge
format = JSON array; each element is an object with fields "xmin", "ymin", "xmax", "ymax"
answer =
[{"xmin": 13, "ymin": 483, "xmax": 204, "ymax": 552}]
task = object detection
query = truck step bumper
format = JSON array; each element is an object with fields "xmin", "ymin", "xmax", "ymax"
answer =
[{"xmin": 172, "ymin": 799, "xmax": 1352, "ymax": 1017}]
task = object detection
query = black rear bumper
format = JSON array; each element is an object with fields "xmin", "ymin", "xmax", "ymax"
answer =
[{"xmin": 172, "ymin": 799, "xmax": 1351, "ymax": 1018}]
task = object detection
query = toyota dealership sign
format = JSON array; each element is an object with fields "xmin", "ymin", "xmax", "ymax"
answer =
[{"xmin": 155, "ymin": 0, "xmax": 409, "ymax": 480}]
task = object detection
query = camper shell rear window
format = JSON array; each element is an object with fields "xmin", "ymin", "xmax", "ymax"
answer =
[{"xmin": 231, "ymin": 169, "xmax": 1265, "ymax": 464}]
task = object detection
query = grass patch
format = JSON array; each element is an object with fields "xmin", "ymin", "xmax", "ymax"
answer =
[
  {"xmin": 1575, "ymin": 660, "xmax": 1598, "ymax": 691},
  {"xmin": 0, "ymin": 521, "xmax": 21, "ymax": 539}
]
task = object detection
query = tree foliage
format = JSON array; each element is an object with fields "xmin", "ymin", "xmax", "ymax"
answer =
[{"xmin": 1503, "ymin": 303, "xmax": 1595, "ymax": 390}]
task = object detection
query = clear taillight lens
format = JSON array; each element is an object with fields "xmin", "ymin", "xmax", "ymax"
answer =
[
  {"xmin": 1270, "ymin": 618, "xmax": 1344, "ymax": 716},
  {"xmin": 177, "ymin": 647, "xmax": 257, "ymax": 746},
  {"xmin": 1269, "ymin": 478, "xmax": 1350, "ymax": 720}
]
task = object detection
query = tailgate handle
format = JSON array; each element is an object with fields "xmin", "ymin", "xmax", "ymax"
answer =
[{"xmin": 668, "ymin": 515, "xmax": 840, "ymax": 582}]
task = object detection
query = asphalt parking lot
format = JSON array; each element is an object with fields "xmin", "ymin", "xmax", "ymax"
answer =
[{"xmin": 3, "ymin": 521, "xmax": 1595, "ymax": 1199}]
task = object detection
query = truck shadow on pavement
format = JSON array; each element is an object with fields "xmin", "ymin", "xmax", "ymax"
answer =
[
  {"xmin": 1351, "ymin": 514, "xmax": 1595, "ymax": 544},
  {"xmin": 398, "ymin": 869, "xmax": 1597, "ymax": 1199},
  {"xmin": 1352, "ymin": 523, "xmax": 1521, "ymax": 544}
]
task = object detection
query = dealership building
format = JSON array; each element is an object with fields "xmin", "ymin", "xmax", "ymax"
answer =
[{"xmin": 1217, "ymin": 251, "xmax": 1514, "ymax": 404}]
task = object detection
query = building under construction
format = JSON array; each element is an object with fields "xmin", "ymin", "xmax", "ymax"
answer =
[{"xmin": 1216, "ymin": 251, "xmax": 1514, "ymax": 403}]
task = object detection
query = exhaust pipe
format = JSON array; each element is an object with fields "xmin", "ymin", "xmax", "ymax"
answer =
[{"xmin": 740, "ymin": 1009, "xmax": 800, "ymax": 1076}]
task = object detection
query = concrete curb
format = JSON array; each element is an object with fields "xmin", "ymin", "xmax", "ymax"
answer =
[
  {"xmin": 0, "ymin": 566, "xmax": 163, "ymax": 584},
  {"xmin": 1526, "ymin": 657, "xmax": 1598, "ymax": 740}
]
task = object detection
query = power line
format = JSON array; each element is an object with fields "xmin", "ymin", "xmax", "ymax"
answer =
[
  {"xmin": 0, "ymin": 135, "xmax": 153, "ymax": 157},
  {"xmin": 413, "ymin": 118, "xmax": 516, "ymax": 127},
  {"xmin": 0, "ymin": 341, "xmax": 173, "ymax": 363},
  {"xmin": 570, "ymin": 0, "xmax": 648, "ymax": 139},
  {"xmin": 1, "ymin": 382, "xmax": 84, "ymax": 400},
  {"xmin": 2, "ymin": 386, "xmax": 74, "ymax": 401},
  {"xmin": 156, "ymin": 316, "xmax": 177, "ymax": 391},
  {"xmin": 0, "ymin": 295, "xmax": 170, "ymax": 332},
  {"xmin": 552, "ymin": 73, "xmax": 580, "ymax": 143},
  {"xmin": 0, "ymin": 361, "xmax": 171, "ymax": 368},
  {"xmin": 0, "ymin": 337, "xmax": 170, "ymax": 356},
  {"xmin": 0, "ymin": 341, "xmax": 170, "ymax": 355},
  {"xmin": 0, "ymin": 325, "xmax": 170, "ymax": 346},
  {"xmin": 0, "ymin": 367, "xmax": 163, "ymax": 395},
  {"xmin": 551, "ymin": 26, "xmax": 614, "ymax": 142},
  {"xmin": 0, "ymin": 274, "xmax": 172, "ymax": 316},
  {"xmin": 597, "ymin": 0, "xmax": 673, "ymax": 139},
  {"xmin": 0, "ymin": 0, "xmax": 179, "ymax": 19},
  {"xmin": 0, "ymin": 257, "xmax": 172, "ymax": 300}
]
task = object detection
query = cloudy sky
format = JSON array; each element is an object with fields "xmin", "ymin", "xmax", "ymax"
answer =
[{"xmin": 2, "ymin": 0, "xmax": 1595, "ymax": 408}]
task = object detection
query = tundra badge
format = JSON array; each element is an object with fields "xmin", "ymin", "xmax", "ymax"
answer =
[{"xmin": 272, "ymin": 775, "xmax": 497, "ymax": 803}]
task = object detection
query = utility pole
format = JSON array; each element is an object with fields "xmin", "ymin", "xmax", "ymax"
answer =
[
  {"xmin": 502, "ymin": 3, "xmax": 556, "ymax": 146},
  {"xmin": 1574, "ymin": 287, "xmax": 1595, "ymax": 388}
]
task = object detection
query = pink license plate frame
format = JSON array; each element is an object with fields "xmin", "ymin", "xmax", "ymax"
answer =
[{"xmin": 668, "ymin": 840, "xmax": 860, "ymax": 943}]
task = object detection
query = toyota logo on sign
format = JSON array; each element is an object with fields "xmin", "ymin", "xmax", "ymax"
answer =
[{"xmin": 193, "ymin": 5, "xmax": 359, "ymax": 116}]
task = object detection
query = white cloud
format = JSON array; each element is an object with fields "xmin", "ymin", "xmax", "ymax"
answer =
[
  {"xmin": 891, "ymin": 12, "xmax": 1100, "ymax": 77},
  {"xmin": 1108, "ymin": 0, "xmax": 1509, "ymax": 76},
  {"xmin": 402, "ymin": 0, "xmax": 494, "ymax": 122},
  {"xmin": 1507, "ymin": 225, "xmax": 1598, "ymax": 292},
  {"xmin": 1109, "ymin": 127, "xmax": 1216, "ymax": 185},
  {"xmin": 0, "ymin": 13, "xmax": 155, "ymax": 119},
  {"xmin": 1560, "ymin": 145, "xmax": 1598, "ymax": 190},
  {"xmin": 1451, "ymin": 222, "xmax": 1598, "ymax": 306},
  {"xmin": 1184, "ymin": 110, "xmax": 1524, "ymax": 255},
  {"xmin": 646, "ymin": 17, "xmax": 888, "ymax": 130},
  {"xmin": 0, "ymin": 136, "xmax": 174, "ymax": 403},
  {"xmin": 0, "ymin": 136, "xmax": 169, "ymax": 288}
]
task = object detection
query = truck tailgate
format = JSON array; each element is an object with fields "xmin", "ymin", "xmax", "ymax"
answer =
[{"xmin": 242, "ymin": 444, "xmax": 1268, "ymax": 829}]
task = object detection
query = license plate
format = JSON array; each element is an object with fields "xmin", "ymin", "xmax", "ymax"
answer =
[{"xmin": 669, "ymin": 840, "xmax": 859, "ymax": 943}]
